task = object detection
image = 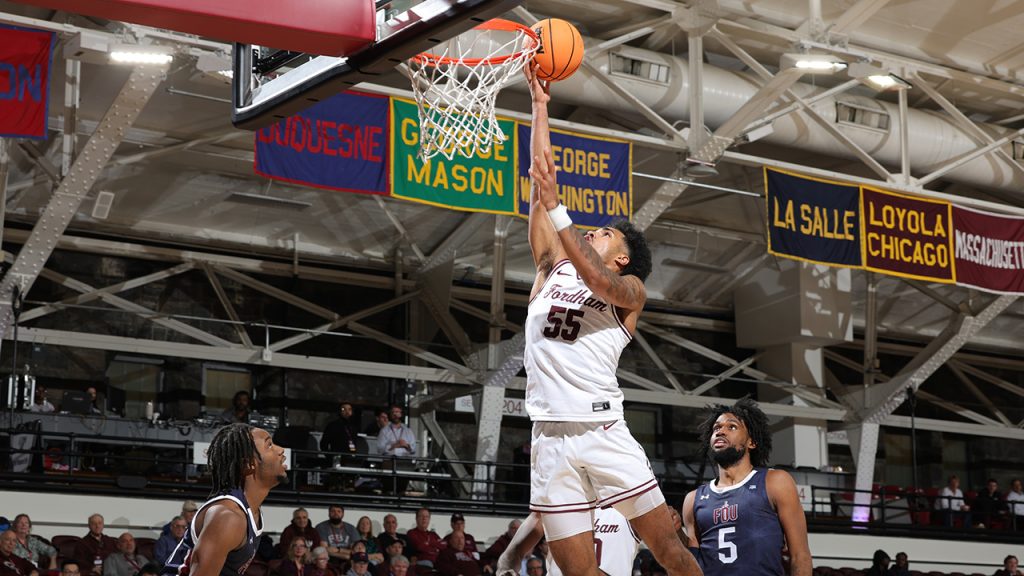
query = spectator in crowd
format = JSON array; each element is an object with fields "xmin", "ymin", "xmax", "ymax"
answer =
[
  {"xmin": 373, "ymin": 538, "xmax": 407, "ymax": 576},
  {"xmin": 85, "ymin": 387, "xmax": 102, "ymax": 414},
  {"xmin": 1007, "ymin": 479, "xmax": 1024, "ymax": 528},
  {"xmin": 316, "ymin": 505, "xmax": 359, "ymax": 563},
  {"xmin": 355, "ymin": 518, "xmax": 383, "ymax": 564},
  {"xmin": 936, "ymin": 474, "xmax": 972, "ymax": 528},
  {"xmin": 281, "ymin": 508, "xmax": 324, "ymax": 553},
  {"xmin": 308, "ymin": 547, "xmax": 336, "ymax": 576},
  {"xmin": 405, "ymin": 508, "xmax": 443, "ymax": 569},
  {"xmin": 62, "ymin": 561, "xmax": 81, "ymax": 576},
  {"xmin": 219, "ymin": 390, "xmax": 252, "ymax": 424},
  {"xmin": 443, "ymin": 514, "xmax": 478, "ymax": 558},
  {"xmin": 346, "ymin": 553, "xmax": 371, "ymax": 576},
  {"xmin": 10, "ymin": 514, "xmax": 56, "ymax": 570},
  {"xmin": 976, "ymin": 478, "xmax": 1009, "ymax": 528},
  {"xmin": 481, "ymin": 519, "xmax": 520, "ymax": 570},
  {"xmin": 73, "ymin": 514, "xmax": 118, "ymax": 576},
  {"xmin": 363, "ymin": 409, "xmax": 388, "ymax": 437},
  {"xmin": 865, "ymin": 550, "xmax": 890, "ymax": 576},
  {"xmin": 377, "ymin": 405, "xmax": 416, "ymax": 495},
  {"xmin": 350, "ymin": 542, "xmax": 379, "ymax": 567},
  {"xmin": 29, "ymin": 388, "xmax": 54, "ymax": 413},
  {"xmin": 888, "ymin": 552, "xmax": 910, "ymax": 576},
  {"xmin": 995, "ymin": 555, "xmax": 1023, "ymax": 576},
  {"xmin": 524, "ymin": 557, "xmax": 543, "ymax": 576},
  {"xmin": 378, "ymin": 555, "xmax": 408, "ymax": 576},
  {"xmin": 436, "ymin": 532, "xmax": 486, "ymax": 576},
  {"xmin": 153, "ymin": 516, "xmax": 187, "ymax": 566},
  {"xmin": 322, "ymin": 404, "xmax": 360, "ymax": 456},
  {"xmin": 376, "ymin": 515, "xmax": 408, "ymax": 552},
  {"xmin": 102, "ymin": 533, "xmax": 148, "ymax": 576},
  {"xmin": 1, "ymin": 531, "xmax": 38, "ymax": 576},
  {"xmin": 277, "ymin": 539, "xmax": 310, "ymax": 576}
]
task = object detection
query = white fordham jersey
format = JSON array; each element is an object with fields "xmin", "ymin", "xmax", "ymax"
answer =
[
  {"xmin": 546, "ymin": 507, "xmax": 641, "ymax": 576},
  {"xmin": 525, "ymin": 259, "xmax": 632, "ymax": 421}
]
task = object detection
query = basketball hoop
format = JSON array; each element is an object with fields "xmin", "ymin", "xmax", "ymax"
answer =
[{"xmin": 408, "ymin": 19, "xmax": 539, "ymax": 161}]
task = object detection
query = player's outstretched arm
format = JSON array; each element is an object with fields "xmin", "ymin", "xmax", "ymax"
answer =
[
  {"xmin": 525, "ymin": 63, "xmax": 563, "ymax": 279},
  {"xmin": 767, "ymin": 470, "xmax": 812, "ymax": 576},
  {"xmin": 495, "ymin": 513, "xmax": 545, "ymax": 576},
  {"xmin": 188, "ymin": 504, "xmax": 247, "ymax": 576}
]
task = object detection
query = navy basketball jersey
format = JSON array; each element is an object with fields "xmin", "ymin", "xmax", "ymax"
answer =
[
  {"xmin": 161, "ymin": 489, "xmax": 263, "ymax": 576},
  {"xmin": 692, "ymin": 468, "xmax": 784, "ymax": 576}
]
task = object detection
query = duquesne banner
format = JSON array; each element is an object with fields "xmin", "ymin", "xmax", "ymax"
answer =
[
  {"xmin": 953, "ymin": 206, "xmax": 1024, "ymax": 294},
  {"xmin": 254, "ymin": 90, "xmax": 389, "ymax": 195},
  {"xmin": 0, "ymin": 24, "xmax": 55, "ymax": 139},
  {"xmin": 517, "ymin": 124, "xmax": 632, "ymax": 229},
  {"xmin": 766, "ymin": 168, "xmax": 862, "ymax": 267}
]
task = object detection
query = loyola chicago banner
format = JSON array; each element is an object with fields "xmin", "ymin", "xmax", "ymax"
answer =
[
  {"xmin": 391, "ymin": 98, "xmax": 517, "ymax": 214},
  {"xmin": 861, "ymin": 186, "xmax": 955, "ymax": 283},
  {"xmin": 0, "ymin": 24, "xmax": 55, "ymax": 138},
  {"xmin": 517, "ymin": 124, "xmax": 631, "ymax": 228},
  {"xmin": 254, "ymin": 91, "xmax": 389, "ymax": 194},
  {"xmin": 953, "ymin": 206, "xmax": 1024, "ymax": 293},
  {"xmin": 766, "ymin": 168, "xmax": 861, "ymax": 267}
]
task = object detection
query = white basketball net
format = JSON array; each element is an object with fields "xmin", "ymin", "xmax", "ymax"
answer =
[{"xmin": 409, "ymin": 21, "xmax": 538, "ymax": 162}]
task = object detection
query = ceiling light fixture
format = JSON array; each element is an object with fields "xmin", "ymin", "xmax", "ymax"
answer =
[
  {"xmin": 109, "ymin": 44, "xmax": 173, "ymax": 66},
  {"xmin": 848, "ymin": 62, "xmax": 912, "ymax": 91},
  {"xmin": 780, "ymin": 53, "xmax": 847, "ymax": 74}
]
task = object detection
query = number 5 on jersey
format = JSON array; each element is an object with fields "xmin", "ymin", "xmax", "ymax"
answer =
[
  {"xmin": 542, "ymin": 306, "xmax": 585, "ymax": 341},
  {"xmin": 717, "ymin": 527, "xmax": 737, "ymax": 564}
]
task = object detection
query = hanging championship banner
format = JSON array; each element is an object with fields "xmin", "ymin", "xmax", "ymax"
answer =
[
  {"xmin": 254, "ymin": 90, "xmax": 389, "ymax": 195},
  {"xmin": 517, "ymin": 124, "xmax": 631, "ymax": 228},
  {"xmin": 0, "ymin": 24, "xmax": 55, "ymax": 139},
  {"xmin": 953, "ymin": 205, "xmax": 1024, "ymax": 294},
  {"xmin": 765, "ymin": 168, "xmax": 862, "ymax": 267},
  {"xmin": 862, "ymin": 186, "xmax": 955, "ymax": 283},
  {"xmin": 391, "ymin": 98, "xmax": 517, "ymax": 214}
]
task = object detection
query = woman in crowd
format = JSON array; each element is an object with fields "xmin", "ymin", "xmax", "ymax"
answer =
[
  {"xmin": 276, "ymin": 539, "xmax": 311, "ymax": 576},
  {"xmin": 11, "ymin": 514, "xmax": 57, "ymax": 570},
  {"xmin": 306, "ymin": 547, "xmax": 336, "ymax": 576},
  {"xmin": 354, "ymin": 518, "xmax": 384, "ymax": 564}
]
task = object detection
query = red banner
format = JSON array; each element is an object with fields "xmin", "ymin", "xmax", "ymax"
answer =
[
  {"xmin": 861, "ymin": 186, "xmax": 955, "ymax": 283},
  {"xmin": 0, "ymin": 24, "xmax": 54, "ymax": 138},
  {"xmin": 953, "ymin": 206, "xmax": 1024, "ymax": 294}
]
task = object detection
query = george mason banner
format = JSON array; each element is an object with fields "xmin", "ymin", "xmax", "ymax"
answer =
[
  {"xmin": 765, "ymin": 168, "xmax": 862, "ymax": 267},
  {"xmin": 861, "ymin": 187, "xmax": 955, "ymax": 283},
  {"xmin": 0, "ymin": 24, "xmax": 54, "ymax": 138},
  {"xmin": 953, "ymin": 205, "xmax": 1024, "ymax": 294}
]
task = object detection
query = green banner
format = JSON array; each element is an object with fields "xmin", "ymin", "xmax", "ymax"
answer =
[{"xmin": 390, "ymin": 98, "xmax": 517, "ymax": 214}]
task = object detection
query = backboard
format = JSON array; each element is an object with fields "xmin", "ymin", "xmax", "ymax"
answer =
[{"xmin": 231, "ymin": 0, "xmax": 525, "ymax": 130}]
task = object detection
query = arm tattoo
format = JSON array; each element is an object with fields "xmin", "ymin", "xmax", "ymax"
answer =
[{"xmin": 564, "ymin": 230, "xmax": 644, "ymax": 308}]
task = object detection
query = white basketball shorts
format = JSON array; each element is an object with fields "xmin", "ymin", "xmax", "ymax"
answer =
[{"xmin": 530, "ymin": 420, "xmax": 665, "ymax": 539}]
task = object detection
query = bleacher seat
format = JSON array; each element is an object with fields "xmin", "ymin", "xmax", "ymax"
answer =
[
  {"xmin": 135, "ymin": 537, "xmax": 156, "ymax": 562},
  {"xmin": 51, "ymin": 535, "xmax": 80, "ymax": 561}
]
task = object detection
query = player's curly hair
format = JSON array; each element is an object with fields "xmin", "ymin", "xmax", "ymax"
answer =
[
  {"xmin": 208, "ymin": 422, "xmax": 261, "ymax": 496},
  {"xmin": 611, "ymin": 219, "xmax": 652, "ymax": 281},
  {"xmin": 696, "ymin": 397, "xmax": 773, "ymax": 468}
]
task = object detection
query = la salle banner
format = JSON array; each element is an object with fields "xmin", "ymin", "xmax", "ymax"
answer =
[
  {"xmin": 0, "ymin": 24, "xmax": 54, "ymax": 139},
  {"xmin": 765, "ymin": 168, "xmax": 862, "ymax": 267}
]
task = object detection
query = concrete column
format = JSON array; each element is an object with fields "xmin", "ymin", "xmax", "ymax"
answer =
[{"xmin": 757, "ymin": 344, "xmax": 828, "ymax": 469}]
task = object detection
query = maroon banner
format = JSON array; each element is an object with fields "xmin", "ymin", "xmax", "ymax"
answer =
[
  {"xmin": 953, "ymin": 206, "xmax": 1024, "ymax": 294},
  {"xmin": 0, "ymin": 24, "xmax": 54, "ymax": 138},
  {"xmin": 862, "ymin": 186, "xmax": 955, "ymax": 283}
]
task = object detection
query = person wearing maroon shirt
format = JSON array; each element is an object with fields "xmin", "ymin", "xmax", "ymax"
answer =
[
  {"xmin": 405, "ymin": 509, "xmax": 443, "ymax": 568},
  {"xmin": 73, "ymin": 515, "xmax": 118, "ymax": 576},
  {"xmin": 1, "ymin": 531, "xmax": 39, "ymax": 576},
  {"xmin": 436, "ymin": 533, "xmax": 486, "ymax": 576},
  {"xmin": 480, "ymin": 520, "xmax": 521, "ymax": 570},
  {"xmin": 441, "ymin": 515, "xmax": 478, "ymax": 558},
  {"xmin": 280, "ymin": 508, "xmax": 325, "ymax": 554}
]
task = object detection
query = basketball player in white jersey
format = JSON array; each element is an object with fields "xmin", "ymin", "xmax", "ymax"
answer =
[
  {"xmin": 496, "ymin": 508, "xmax": 643, "ymax": 576},
  {"xmin": 523, "ymin": 63, "xmax": 702, "ymax": 576}
]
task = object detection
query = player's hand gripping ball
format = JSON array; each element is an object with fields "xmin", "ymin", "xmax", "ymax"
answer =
[{"xmin": 530, "ymin": 18, "xmax": 584, "ymax": 81}]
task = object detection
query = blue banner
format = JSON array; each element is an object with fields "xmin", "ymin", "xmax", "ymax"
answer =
[
  {"xmin": 254, "ymin": 91, "xmax": 389, "ymax": 194},
  {"xmin": 766, "ymin": 168, "xmax": 862, "ymax": 267},
  {"xmin": 517, "ymin": 124, "xmax": 631, "ymax": 228}
]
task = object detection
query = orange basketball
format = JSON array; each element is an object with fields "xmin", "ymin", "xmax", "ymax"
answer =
[{"xmin": 531, "ymin": 18, "xmax": 584, "ymax": 82}]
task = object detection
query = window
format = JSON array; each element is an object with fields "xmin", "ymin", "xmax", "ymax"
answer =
[
  {"xmin": 106, "ymin": 357, "xmax": 162, "ymax": 419},
  {"xmin": 835, "ymin": 101, "xmax": 891, "ymax": 131},
  {"xmin": 609, "ymin": 53, "xmax": 670, "ymax": 84},
  {"xmin": 203, "ymin": 364, "xmax": 252, "ymax": 412}
]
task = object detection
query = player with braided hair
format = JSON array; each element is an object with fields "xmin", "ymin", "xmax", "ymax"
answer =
[
  {"xmin": 161, "ymin": 423, "xmax": 288, "ymax": 576},
  {"xmin": 682, "ymin": 398, "xmax": 811, "ymax": 576}
]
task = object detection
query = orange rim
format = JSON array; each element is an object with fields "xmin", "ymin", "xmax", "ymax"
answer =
[{"xmin": 412, "ymin": 18, "xmax": 538, "ymax": 67}]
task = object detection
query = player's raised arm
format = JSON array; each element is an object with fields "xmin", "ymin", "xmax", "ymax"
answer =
[
  {"xmin": 525, "ymin": 63, "xmax": 564, "ymax": 278},
  {"xmin": 187, "ymin": 505, "xmax": 247, "ymax": 576},
  {"xmin": 495, "ymin": 513, "xmax": 545, "ymax": 576},
  {"xmin": 767, "ymin": 470, "xmax": 812, "ymax": 576}
]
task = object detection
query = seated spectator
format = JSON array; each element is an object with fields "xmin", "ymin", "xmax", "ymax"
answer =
[
  {"xmin": 524, "ymin": 557, "xmax": 543, "ymax": 576},
  {"xmin": 442, "ymin": 514, "xmax": 478, "ymax": 558},
  {"xmin": 11, "ymin": 514, "xmax": 56, "ymax": 570},
  {"xmin": 995, "ymin": 555, "xmax": 1023, "ymax": 576},
  {"xmin": 481, "ymin": 520, "xmax": 521, "ymax": 569},
  {"xmin": 435, "ymin": 532, "xmax": 483, "ymax": 576},
  {"xmin": 346, "ymin": 553, "xmax": 371, "ymax": 576},
  {"xmin": 162, "ymin": 502, "xmax": 198, "ymax": 535},
  {"xmin": 29, "ymin": 388, "xmax": 54, "ymax": 413},
  {"xmin": 865, "ymin": 550, "xmax": 890, "ymax": 576},
  {"xmin": 276, "ymin": 539, "xmax": 310, "ymax": 576},
  {"xmin": 307, "ymin": 547, "xmax": 336, "ymax": 576},
  {"xmin": 220, "ymin": 390, "xmax": 252, "ymax": 424},
  {"xmin": 936, "ymin": 474, "xmax": 972, "ymax": 528},
  {"xmin": 405, "ymin": 508, "xmax": 443, "ymax": 568},
  {"xmin": 976, "ymin": 478, "xmax": 1009, "ymax": 528},
  {"xmin": 315, "ymin": 506, "xmax": 359, "ymax": 563},
  {"xmin": 888, "ymin": 552, "xmax": 909, "ymax": 576},
  {"xmin": 362, "ymin": 409, "xmax": 388, "ymax": 437},
  {"xmin": 376, "ymin": 516, "xmax": 408, "ymax": 552},
  {"xmin": 102, "ymin": 533, "xmax": 148, "ymax": 576},
  {"xmin": 281, "ymin": 508, "xmax": 324, "ymax": 553},
  {"xmin": 354, "ymin": 518, "xmax": 383, "ymax": 564},
  {"xmin": 73, "ymin": 514, "xmax": 118, "ymax": 576},
  {"xmin": 1008, "ymin": 479, "xmax": 1024, "ymax": 528},
  {"xmin": 377, "ymin": 555, "xmax": 408, "ymax": 576},
  {"xmin": 153, "ymin": 516, "xmax": 187, "ymax": 567},
  {"xmin": 322, "ymin": 404, "xmax": 360, "ymax": 456},
  {"xmin": 62, "ymin": 561, "xmax": 81, "ymax": 576},
  {"xmin": 1, "ymin": 531, "xmax": 38, "ymax": 576},
  {"xmin": 373, "ymin": 538, "xmax": 406, "ymax": 576}
]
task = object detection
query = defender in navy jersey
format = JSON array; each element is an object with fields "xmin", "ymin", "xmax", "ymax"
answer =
[
  {"xmin": 161, "ymin": 424, "xmax": 288, "ymax": 576},
  {"xmin": 682, "ymin": 399, "xmax": 811, "ymax": 576}
]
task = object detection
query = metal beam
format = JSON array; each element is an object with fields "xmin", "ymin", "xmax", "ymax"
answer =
[
  {"xmin": 374, "ymin": 195, "xmax": 427, "ymax": 263},
  {"xmin": 0, "ymin": 64, "xmax": 166, "ymax": 344},
  {"xmin": 213, "ymin": 266, "xmax": 339, "ymax": 320},
  {"xmin": 901, "ymin": 278, "xmax": 961, "ymax": 314},
  {"xmin": 827, "ymin": 0, "xmax": 892, "ymax": 36},
  {"xmin": 632, "ymin": 331, "xmax": 686, "ymax": 393},
  {"xmin": 109, "ymin": 131, "xmax": 248, "ymax": 167},
  {"xmin": 631, "ymin": 178, "xmax": 688, "ymax": 232},
  {"xmin": 624, "ymin": 388, "xmax": 846, "ymax": 420},
  {"xmin": 61, "ymin": 59, "xmax": 81, "ymax": 177},
  {"xmin": 704, "ymin": 252, "xmax": 768, "ymax": 304},
  {"xmin": 269, "ymin": 291, "xmax": 420, "ymax": 352},
  {"xmin": 950, "ymin": 361, "xmax": 1024, "ymax": 400},
  {"xmin": 421, "ymin": 213, "xmax": 490, "ymax": 272},
  {"xmin": 683, "ymin": 243, "xmax": 757, "ymax": 302},
  {"xmin": 917, "ymin": 127, "xmax": 1024, "ymax": 187},
  {"xmin": 948, "ymin": 363, "xmax": 1013, "ymax": 426},
  {"xmin": 201, "ymin": 263, "xmax": 254, "ymax": 348},
  {"xmin": 689, "ymin": 353, "xmax": 760, "ymax": 396},
  {"xmin": 347, "ymin": 321, "xmax": 476, "ymax": 379}
]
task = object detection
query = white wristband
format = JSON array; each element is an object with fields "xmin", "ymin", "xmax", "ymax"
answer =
[{"xmin": 547, "ymin": 204, "xmax": 572, "ymax": 232}]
